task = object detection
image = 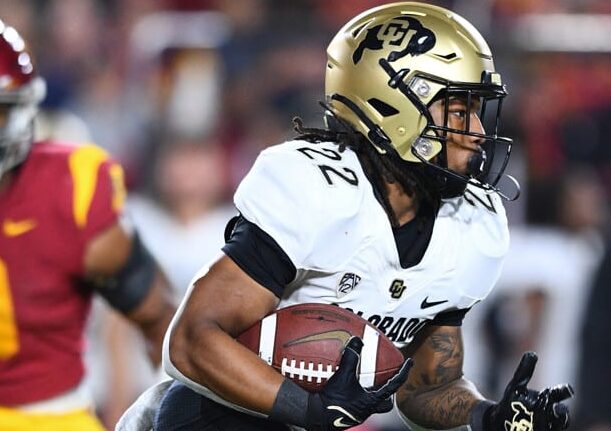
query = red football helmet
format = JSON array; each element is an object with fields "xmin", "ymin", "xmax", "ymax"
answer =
[{"xmin": 0, "ymin": 19, "xmax": 46, "ymax": 178}]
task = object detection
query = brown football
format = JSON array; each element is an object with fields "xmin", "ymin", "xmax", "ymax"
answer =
[{"xmin": 236, "ymin": 303, "xmax": 405, "ymax": 392}]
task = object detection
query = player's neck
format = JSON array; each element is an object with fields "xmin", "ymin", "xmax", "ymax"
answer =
[{"xmin": 386, "ymin": 181, "xmax": 419, "ymax": 226}]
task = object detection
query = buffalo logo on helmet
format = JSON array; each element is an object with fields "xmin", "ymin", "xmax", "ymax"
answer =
[{"xmin": 352, "ymin": 16, "xmax": 436, "ymax": 64}]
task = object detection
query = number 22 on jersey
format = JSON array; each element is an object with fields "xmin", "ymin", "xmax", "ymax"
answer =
[
  {"xmin": 297, "ymin": 146, "xmax": 359, "ymax": 187},
  {"xmin": 0, "ymin": 258, "xmax": 18, "ymax": 359}
]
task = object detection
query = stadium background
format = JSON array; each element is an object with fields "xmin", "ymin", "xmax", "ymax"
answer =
[{"xmin": 2, "ymin": 0, "xmax": 609, "ymax": 430}]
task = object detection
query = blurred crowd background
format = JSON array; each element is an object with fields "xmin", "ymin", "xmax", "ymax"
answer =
[{"xmin": 2, "ymin": 0, "xmax": 609, "ymax": 430}]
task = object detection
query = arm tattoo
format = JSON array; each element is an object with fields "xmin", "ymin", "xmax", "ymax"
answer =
[{"xmin": 397, "ymin": 325, "xmax": 484, "ymax": 429}]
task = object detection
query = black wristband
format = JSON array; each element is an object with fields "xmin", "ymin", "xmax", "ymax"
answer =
[
  {"xmin": 469, "ymin": 399, "xmax": 495, "ymax": 431},
  {"xmin": 305, "ymin": 393, "xmax": 325, "ymax": 431},
  {"xmin": 269, "ymin": 380, "xmax": 310, "ymax": 427}
]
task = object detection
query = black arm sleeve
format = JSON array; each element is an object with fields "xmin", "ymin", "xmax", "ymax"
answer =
[
  {"xmin": 95, "ymin": 232, "xmax": 157, "ymax": 314},
  {"xmin": 429, "ymin": 308, "xmax": 470, "ymax": 326},
  {"xmin": 222, "ymin": 215, "xmax": 297, "ymax": 298}
]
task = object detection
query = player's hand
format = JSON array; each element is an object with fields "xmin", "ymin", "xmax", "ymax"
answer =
[
  {"xmin": 305, "ymin": 336, "xmax": 412, "ymax": 431},
  {"xmin": 472, "ymin": 352, "xmax": 574, "ymax": 431}
]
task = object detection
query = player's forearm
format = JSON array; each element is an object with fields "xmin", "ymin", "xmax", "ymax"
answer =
[
  {"xmin": 168, "ymin": 316, "xmax": 285, "ymax": 414},
  {"xmin": 397, "ymin": 376, "xmax": 484, "ymax": 429},
  {"xmin": 137, "ymin": 312, "xmax": 172, "ymax": 366},
  {"xmin": 127, "ymin": 272, "xmax": 175, "ymax": 366}
]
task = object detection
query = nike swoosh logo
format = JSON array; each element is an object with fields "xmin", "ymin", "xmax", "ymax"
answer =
[
  {"xmin": 421, "ymin": 296, "xmax": 449, "ymax": 309},
  {"xmin": 283, "ymin": 330, "xmax": 352, "ymax": 348},
  {"xmin": 327, "ymin": 406, "xmax": 359, "ymax": 428},
  {"xmin": 3, "ymin": 218, "xmax": 38, "ymax": 237},
  {"xmin": 333, "ymin": 417, "xmax": 354, "ymax": 428}
]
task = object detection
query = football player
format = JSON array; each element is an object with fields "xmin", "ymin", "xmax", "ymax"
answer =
[
  {"xmin": 0, "ymin": 20, "xmax": 175, "ymax": 431},
  {"xmin": 124, "ymin": 3, "xmax": 573, "ymax": 431}
]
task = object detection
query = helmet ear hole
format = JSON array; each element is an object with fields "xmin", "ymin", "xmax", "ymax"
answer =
[{"xmin": 367, "ymin": 98, "xmax": 399, "ymax": 117}]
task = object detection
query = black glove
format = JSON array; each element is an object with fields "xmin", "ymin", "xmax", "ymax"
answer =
[
  {"xmin": 305, "ymin": 336, "xmax": 413, "ymax": 431},
  {"xmin": 471, "ymin": 352, "xmax": 574, "ymax": 431}
]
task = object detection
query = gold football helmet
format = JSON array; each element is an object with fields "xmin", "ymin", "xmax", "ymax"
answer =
[{"xmin": 325, "ymin": 2, "xmax": 517, "ymax": 199}]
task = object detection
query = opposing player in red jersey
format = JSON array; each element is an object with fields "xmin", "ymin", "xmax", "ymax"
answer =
[{"xmin": 0, "ymin": 20, "xmax": 175, "ymax": 431}]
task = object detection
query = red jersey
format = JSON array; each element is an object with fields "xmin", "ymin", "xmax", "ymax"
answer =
[{"xmin": 0, "ymin": 141, "xmax": 126, "ymax": 406}]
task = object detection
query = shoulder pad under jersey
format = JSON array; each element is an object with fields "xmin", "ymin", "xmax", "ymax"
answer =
[
  {"xmin": 234, "ymin": 139, "xmax": 375, "ymax": 270},
  {"xmin": 437, "ymin": 184, "xmax": 510, "ymax": 304}
]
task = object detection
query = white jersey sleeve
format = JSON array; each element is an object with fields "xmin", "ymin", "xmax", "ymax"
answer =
[{"xmin": 234, "ymin": 139, "xmax": 370, "ymax": 271}]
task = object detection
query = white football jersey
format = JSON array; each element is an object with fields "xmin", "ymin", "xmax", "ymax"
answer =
[
  {"xmin": 234, "ymin": 139, "xmax": 510, "ymax": 349},
  {"xmin": 161, "ymin": 138, "xmax": 510, "ymax": 423}
]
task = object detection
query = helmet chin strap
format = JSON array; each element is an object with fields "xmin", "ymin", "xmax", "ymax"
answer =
[
  {"xmin": 467, "ymin": 147, "xmax": 487, "ymax": 177},
  {"xmin": 465, "ymin": 146, "xmax": 521, "ymax": 201},
  {"xmin": 433, "ymin": 170, "xmax": 468, "ymax": 199},
  {"xmin": 419, "ymin": 140, "xmax": 464, "ymax": 199},
  {"xmin": 413, "ymin": 143, "xmax": 520, "ymax": 201}
]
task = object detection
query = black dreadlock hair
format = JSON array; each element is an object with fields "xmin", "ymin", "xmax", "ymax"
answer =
[{"xmin": 292, "ymin": 115, "xmax": 441, "ymax": 228}]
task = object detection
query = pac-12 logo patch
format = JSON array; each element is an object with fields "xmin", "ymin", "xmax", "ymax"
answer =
[{"xmin": 337, "ymin": 273, "xmax": 361, "ymax": 298}]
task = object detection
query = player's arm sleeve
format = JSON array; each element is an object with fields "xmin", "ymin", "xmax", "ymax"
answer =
[
  {"xmin": 70, "ymin": 145, "xmax": 161, "ymax": 313},
  {"xmin": 222, "ymin": 215, "xmax": 297, "ymax": 298},
  {"xmin": 95, "ymin": 231, "xmax": 159, "ymax": 314},
  {"xmin": 229, "ymin": 147, "xmax": 329, "ymax": 279}
]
